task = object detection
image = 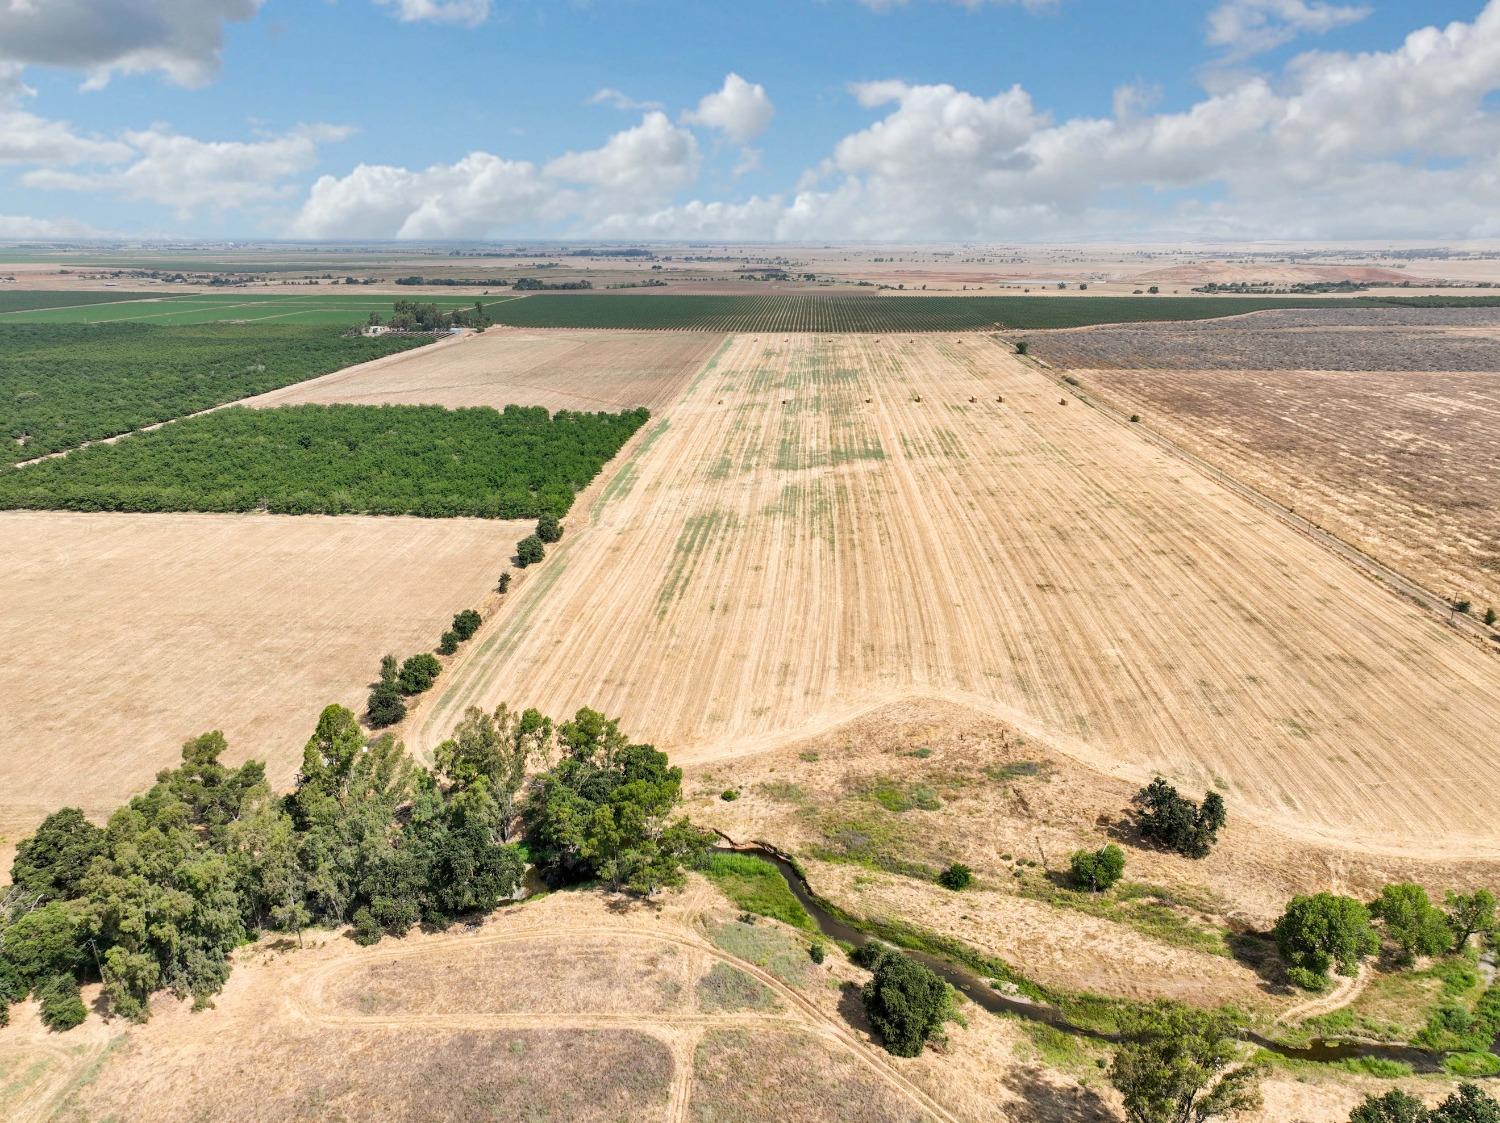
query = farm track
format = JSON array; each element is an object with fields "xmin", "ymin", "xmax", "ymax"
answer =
[
  {"xmin": 414, "ymin": 333, "xmax": 1500, "ymax": 855},
  {"xmin": 294, "ymin": 918, "xmax": 957, "ymax": 1123},
  {"xmin": 1022, "ymin": 348, "xmax": 1500, "ymax": 651}
]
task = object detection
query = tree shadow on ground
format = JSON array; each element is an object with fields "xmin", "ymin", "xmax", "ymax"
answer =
[
  {"xmin": 837, "ymin": 980, "xmax": 876, "ymax": 1038},
  {"xmin": 1226, "ymin": 925, "xmax": 1296, "ymax": 996},
  {"xmin": 1000, "ymin": 1066, "xmax": 1115, "ymax": 1123}
]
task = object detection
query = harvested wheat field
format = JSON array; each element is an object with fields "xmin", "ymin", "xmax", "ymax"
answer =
[
  {"xmin": 412, "ymin": 333, "xmax": 1500, "ymax": 856},
  {"xmin": 1023, "ymin": 309, "xmax": 1500, "ymax": 610},
  {"xmin": 241, "ymin": 327, "xmax": 725, "ymax": 414},
  {"xmin": 0, "ymin": 510, "xmax": 524, "ymax": 855}
]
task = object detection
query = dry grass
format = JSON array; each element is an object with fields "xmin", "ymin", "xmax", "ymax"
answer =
[
  {"xmin": 695, "ymin": 697, "xmax": 1500, "ymax": 1011},
  {"xmin": 689, "ymin": 1028, "xmax": 927, "ymax": 1123},
  {"xmin": 1051, "ymin": 365, "xmax": 1500, "ymax": 613},
  {"xmin": 242, "ymin": 327, "xmax": 725, "ymax": 413},
  {"xmin": 70, "ymin": 1026, "xmax": 673, "ymax": 1123},
  {"xmin": 412, "ymin": 333, "xmax": 1500, "ymax": 856},
  {"xmin": 0, "ymin": 510, "xmax": 525, "ymax": 862}
]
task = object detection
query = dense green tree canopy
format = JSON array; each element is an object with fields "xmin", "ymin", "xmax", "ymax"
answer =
[
  {"xmin": 0, "ymin": 323, "xmax": 427, "ymax": 464},
  {"xmin": 0, "ymin": 403, "xmax": 649, "ymax": 519},
  {"xmin": 1273, "ymin": 892, "xmax": 1380, "ymax": 987},
  {"xmin": 1110, "ymin": 1003, "xmax": 1263, "ymax": 1123},
  {"xmin": 861, "ymin": 950, "xmax": 951, "ymax": 1057}
]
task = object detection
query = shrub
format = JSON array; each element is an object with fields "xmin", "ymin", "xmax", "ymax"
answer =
[
  {"xmin": 1069, "ymin": 844, "xmax": 1126, "ymax": 892},
  {"xmin": 1132, "ymin": 778, "xmax": 1225, "ymax": 858},
  {"xmin": 1015, "ymin": 341, "xmax": 1029, "ymax": 356},
  {"xmin": 851, "ymin": 942, "xmax": 895, "ymax": 971},
  {"xmin": 1371, "ymin": 883, "xmax": 1451, "ymax": 963},
  {"xmin": 367, "ymin": 681, "xmax": 406, "ymax": 727},
  {"xmin": 498, "ymin": 572, "xmax": 511, "ymax": 594},
  {"xmin": 397, "ymin": 652, "xmax": 441, "ymax": 695},
  {"xmin": 809, "ymin": 942, "xmax": 826, "ymax": 964},
  {"xmin": 379, "ymin": 653, "xmax": 399, "ymax": 687},
  {"xmin": 437, "ymin": 630, "xmax": 459, "ymax": 656},
  {"xmin": 1454, "ymin": 599, "xmax": 1473, "ymax": 615},
  {"xmin": 1130, "ymin": 413, "xmax": 1141, "ymax": 423},
  {"xmin": 1484, "ymin": 606, "xmax": 1497, "ymax": 627},
  {"xmin": 451, "ymin": 609, "xmax": 482, "ymax": 641},
  {"xmin": 721, "ymin": 789, "xmax": 739, "ymax": 801},
  {"xmin": 1273, "ymin": 892, "xmax": 1379, "ymax": 986},
  {"xmin": 38, "ymin": 974, "xmax": 87, "ymax": 1032},
  {"xmin": 1349, "ymin": 1089, "xmax": 1428, "ymax": 1123},
  {"xmin": 516, "ymin": 535, "xmax": 545, "ymax": 567},
  {"xmin": 536, "ymin": 514, "xmax": 563, "ymax": 543},
  {"xmin": 938, "ymin": 863, "xmax": 973, "ymax": 891},
  {"xmin": 861, "ymin": 952, "xmax": 951, "ymax": 1056}
]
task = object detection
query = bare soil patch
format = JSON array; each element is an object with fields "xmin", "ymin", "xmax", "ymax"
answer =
[
  {"xmin": 413, "ymin": 333, "xmax": 1500, "ymax": 855},
  {"xmin": 243, "ymin": 328, "xmax": 725, "ymax": 413},
  {"xmin": 0, "ymin": 510, "xmax": 525, "ymax": 862}
]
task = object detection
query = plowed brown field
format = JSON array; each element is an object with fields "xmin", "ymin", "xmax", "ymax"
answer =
[
  {"xmin": 411, "ymin": 333, "xmax": 1500, "ymax": 856},
  {"xmin": 241, "ymin": 328, "xmax": 725, "ymax": 413},
  {"xmin": 0, "ymin": 511, "xmax": 524, "ymax": 856}
]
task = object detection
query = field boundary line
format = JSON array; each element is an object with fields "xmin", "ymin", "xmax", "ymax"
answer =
[
  {"xmin": 1004, "ymin": 337, "xmax": 1500, "ymax": 654},
  {"xmin": 297, "ymin": 921, "xmax": 958, "ymax": 1123}
]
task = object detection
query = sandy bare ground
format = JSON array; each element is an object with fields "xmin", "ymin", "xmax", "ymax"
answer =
[
  {"xmin": 240, "ymin": 327, "xmax": 725, "ymax": 414},
  {"xmin": 411, "ymin": 333, "xmax": 1500, "ymax": 857},
  {"xmin": 0, "ymin": 511, "xmax": 526, "ymax": 860}
]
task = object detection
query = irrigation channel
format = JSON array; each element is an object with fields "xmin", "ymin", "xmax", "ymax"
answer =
[{"xmin": 714, "ymin": 843, "xmax": 1485, "ymax": 1075}]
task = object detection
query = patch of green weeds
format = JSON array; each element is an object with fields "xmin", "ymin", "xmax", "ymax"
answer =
[{"xmin": 704, "ymin": 853, "xmax": 816, "ymax": 932}]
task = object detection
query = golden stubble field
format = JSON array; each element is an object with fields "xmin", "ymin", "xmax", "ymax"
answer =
[
  {"xmin": 411, "ymin": 332, "xmax": 1500, "ymax": 856},
  {"xmin": 241, "ymin": 327, "xmax": 725, "ymax": 413},
  {"xmin": 0, "ymin": 511, "xmax": 525, "ymax": 859}
]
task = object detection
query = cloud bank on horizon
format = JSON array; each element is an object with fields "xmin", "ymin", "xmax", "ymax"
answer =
[{"xmin": 0, "ymin": 0, "xmax": 1497, "ymax": 242}]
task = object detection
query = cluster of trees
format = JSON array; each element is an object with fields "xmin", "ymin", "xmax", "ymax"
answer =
[
  {"xmin": 1274, "ymin": 885, "xmax": 1495, "ymax": 990},
  {"xmin": 1110, "ymin": 1003, "xmax": 1263, "ymax": 1123},
  {"xmin": 1349, "ymin": 1085, "xmax": 1500, "ymax": 1123},
  {"xmin": 1132, "ymin": 778, "xmax": 1226, "ymax": 859},
  {"xmin": 0, "ymin": 403, "xmax": 651, "ymax": 520},
  {"xmin": 0, "ymin": 323, "xmax": 427, "ymax": 464},
  {"xmin": 370, "ymin": 609, "xmax": 483, "ymax": 726},
  {"xmin": 517, "ymin": 515, "xmax": 563, "ymax": 568},
  {"xmin": 0, "ymin": 703, "xmax": 707, "ymax": 1028},
  {"xmin": 512, "ymin": 278, "xmax": 592, "ymax": 291},
  {"xmin": 371, "ymin": 300, "xmax": 492, "ymax": 332},
  {"xmin": 438, "ymin": 608, "xmax": 482, "ymax": 658}
]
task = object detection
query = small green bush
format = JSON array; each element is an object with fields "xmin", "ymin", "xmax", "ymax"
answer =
[
  {"xmin": 498, "ymin": 572, "xmax": 512, "ymax": 594},
  {"xmin": 437, "ymin": 630, "xmax": 459, "ymax": 656},
  {"xmin": 809, "ymin": 942, "xmax": 826, "ymax": 964},
  {"xmin": 721, "ymin": 789, "xmax": 739, "ymax": 801},
  {"xmin": 536, "ymin": 514, "xmax": 562, "ymax": 543},
  {"xmin": 451, "ymin": 609, "xmax": 482, "ymax": 641},
  {"xmin": 366, "ymin": 682, "xmax": 406, "ymax": 727},
  {"xmin": 397, "ymin": 652, "xmax": 441, "ymax": 695},
  {"xmin": 1015, "ymin": 341, "xmax": 1029, "ymax": 356},
  {"xmin": 1068, "ymin": 844, "xmax": 1126, "ymax": 892},
  {"xmin": 938, "ymin": 863, "xmax": 973, "ymax": 891},
  {"xmin": 516, "ymin": 535, "xmax": 545, "ymax": 567},
  {"xmin": 38, "ymin": 974, "xmax": 87, "ymax": 1032}
]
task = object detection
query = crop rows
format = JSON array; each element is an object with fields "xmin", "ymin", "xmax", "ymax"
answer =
[
  {"xmin": 0, "ymin": 290, "xmax": 160, "ymax": 314},
  {"xmin": 4, "ymin": 292, "xmax": 522, "ymax": 327},
  {"xmin": 480, "ymin": 293, "xmax": 1376, "ymax": 332},
  {"xmin": 0, "ymin": 322, "xmax": 434, "ymax": 463}
]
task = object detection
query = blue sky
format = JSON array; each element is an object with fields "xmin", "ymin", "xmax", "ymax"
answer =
[{"xmin": 1, "ymin": 0, "xmax": 1497, "ymax": 241}]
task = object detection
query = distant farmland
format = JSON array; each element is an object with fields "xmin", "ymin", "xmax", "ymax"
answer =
[
  {"xmin": 0, "ymin": 291, "xmax": 524, "ymax": 326},
  {"xmin": 481, "ymin": 293, "xmax": 1356, "ymax": 332},
  {"xmin": 0, "ymin": 290, "xmax": 160, "ymax": 313}
]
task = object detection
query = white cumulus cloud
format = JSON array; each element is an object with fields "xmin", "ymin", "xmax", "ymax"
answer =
[
  {"xmin": 373, "ymin": 0, "xmax": 491, "ymax": 27},
  {"xmin": 0, "ymin": 0, "xmax": 262, "ymax": 89},
  {"xmin": 25, "ymin": 124, "xmax": 351, "ymax": 218},
  {"xmin": 684, "ymin": 73, "xmax": 775, "ymax": 145},
  {"xmin": 1207, "ymin": 0, "xmax": 1371, "ymax": 59}
]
